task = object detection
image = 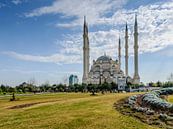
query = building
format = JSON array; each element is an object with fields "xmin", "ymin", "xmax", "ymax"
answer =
[
  {"xmin": 69, "ymin": 75, "xmax": 79, "ymax": 86},
  {"xmin": 82, "ymin": 15, "xmax": 140, "ymax": 89}
]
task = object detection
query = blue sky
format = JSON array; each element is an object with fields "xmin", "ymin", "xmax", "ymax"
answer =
[{"xmin": 0, "ymin": 0, "xmax": 173, "ymax": 86}]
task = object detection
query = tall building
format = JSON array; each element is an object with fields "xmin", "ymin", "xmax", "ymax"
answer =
[
  {"xmin": 118, "ymin": 36, "xmax": 121, "ymax": 71},
  {"xmin": 69, "ymin": 75, "xmax": 79, "ymax": 86},
  {"xmin": 82, "ymin": 15, "xmax": 140, "ymax": 87},
  {"xmin": 125, "ymin": 22, "xmax": 129, "ymax": 77},
  {"xmin": 82, "ymin": 16, "xmax": 90, "ymax": 84},
  {"xmin": 133, "ymin": 14, "xmax": 140, "ymax": 84}
]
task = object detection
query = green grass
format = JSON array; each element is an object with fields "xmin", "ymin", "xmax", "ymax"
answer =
[
  {"xmin": 0, "ymin": 93, "xmax": 161, "ymax": 129},
  {"xmin": 168, "ymin": 95, "xmax": 173, "ymax": 103}
]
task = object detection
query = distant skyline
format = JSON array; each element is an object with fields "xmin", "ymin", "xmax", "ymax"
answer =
[{"xmin": 0, "ymin": 0, "xmax": 173, "ymax": 86}]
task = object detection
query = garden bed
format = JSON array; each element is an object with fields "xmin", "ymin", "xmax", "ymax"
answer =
[{"xmin": 115, "ymin": 88, "xmax": 173, "ymax": 129}]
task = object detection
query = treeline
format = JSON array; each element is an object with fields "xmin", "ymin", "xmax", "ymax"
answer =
[
  {"xmin": 1, "ymin": 81, "xmax": 173, "ymax": 95},
  {"xmin": 0, "ymin": 82, "xmax": 123, "ymax": 95},
  {"xmin": 148, "ymin": 81, "xmax": 173, "ymax": 88}
]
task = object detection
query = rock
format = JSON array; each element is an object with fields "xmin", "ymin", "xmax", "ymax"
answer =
[{"xmin": 146, "ymin": 109, "xmax": 154, "ymax": 115}]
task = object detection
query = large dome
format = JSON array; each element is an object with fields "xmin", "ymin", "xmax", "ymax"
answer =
[{"xmin": 96, "ymin": 55, "xmax": 112, "ymax": 62}]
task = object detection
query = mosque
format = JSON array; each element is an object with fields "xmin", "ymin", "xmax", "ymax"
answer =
[{"xmin": 82, "ymin": 15, "xmax": 140, "ymax": 90}]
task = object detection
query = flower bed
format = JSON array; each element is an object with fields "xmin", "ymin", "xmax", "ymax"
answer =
[
  {"xmin": 127, "ymin": 88, "xmax": 173, "ymax": 127},
  {"xmin": 115, "ymin": 88, "xmax": 173, "ymax": 128}
]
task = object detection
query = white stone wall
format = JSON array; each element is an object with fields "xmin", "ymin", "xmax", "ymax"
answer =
[{"xmin": 88, "ymin": 57, "xmax": 126, "ymax": 87}]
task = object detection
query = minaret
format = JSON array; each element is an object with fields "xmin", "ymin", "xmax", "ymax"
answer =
[
  {"xmin": 133, "ymin": 14, "xmax": 140, "ymax": 84},
  {"xmin": 82, "ymin": 16, "xmax": 90, "ymax": 84},
  {"xmin": 118, "ymin": 36, "xmax": 121, "ymax": 71},
  {"xmin": 125, "ymin": 22, "xmax": 129, "ymax": 76}
]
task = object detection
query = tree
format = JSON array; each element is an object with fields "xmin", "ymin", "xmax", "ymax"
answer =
[
  {"xmin": 68, "ymin": 85, "xmax": 75, "ymax": 92},
  {"xmin": 163, "ymin": 81, "xmax": 173, "ymax": 88},
  {"xmin": 101, "ymin": 83, "xmax": 106, "ymax": 93},
  {"xmin": 52, "ymin": 84, "xmax": 58, "ymax": 92},
  {"xmin": 156, "ymin": 81, "xmax": 162, "ymax": 87},
  {"xmin": 82, "ymin": 83, "xmax": 87, "ymax": 92},
  {"xmin": 126, "ymin": 81, "xmax": 132, "ymax": 87},
  {"xmin": 74, "ymin": 84, "xmax": 79, "ymax": 92},
  {"xmin": 148, "ymin": 82, "xmax": 154, "ymax": 87},
  {"xmin": 111, "ymin": 82, "xmax": 118, "ymax": 92},
  {"xmin": 8, "ymin": 87, "xmax": 16, "ymax": 93},
  {"xmin": 73, "ymin": 84, "xmax": 85, "ymax": 92},
  {"xmin": 16, "ymin": 82, "xmax": 28, "ymax": 93},
  {"xmin": 27, "ymin": 78, "xmax": 37, "ymax": 92},
  {"xmin": 40, "ymin": 81, "xmax": 51, "ymax": 92},
  {"xmin": 87, "ymin": 84, "xmax": 98, "ymax": 95},
  {"xmin": 1, "ymin": 84, "xmax": 7, "ymax": 93},
  {"xmin": 57, "ymin": 83, "xmax": 66, "ymax": 92}
]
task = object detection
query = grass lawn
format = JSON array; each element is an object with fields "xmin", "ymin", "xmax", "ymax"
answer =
[
  {"xmin": 0, "ymin": 93, "xmax": 161, "ymax": 129},
  {"xmin": 168, "ymin": 95, "xmax": 173, "ymax": 103}
]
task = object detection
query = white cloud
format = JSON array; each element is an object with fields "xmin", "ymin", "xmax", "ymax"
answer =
[
  {"xmin": 0, "ymin": 68, "xmax": 80, "ymax": 85},
  {"xmin": 0, "ymin": 68, "xmax": 79, "ymax": 75},
  {"xmin": 12, "ymin": 0, "xmax": 22, "ymax": 5},
  {"xmin": 0, "ymin": 2, "xmax": 5, "ymax": 8},
  {"xmin": 56, "ymin": 30, "xmax": 120, "ymax": 64},
  {"xmin": 156, "ymin": 45, "xmax": 173, "ymax": 57},
  {"xmin": 2, "ymin": 51, "xmax": 82, "ymax": 64},
  {"xmin": 25, "ymin": 0, "xmax": 127, "ymax": 27},
  {"xmin": 2, "ymin": 30, "xmax": 121, "ymax": 64},
  {"xmin": 56, "ymin": 1, "xmax": 173, "ymax": 63},
  {"xmin": 4, "ymin": 1, "xmax": 173, "ymax": 65},
  {"xmin": 1, "ymin": 68, "xmax": 46, "ymax": 74},
  {"xmin": 12, "ymin": 0, "xmax": 28, "ymax": 5}
]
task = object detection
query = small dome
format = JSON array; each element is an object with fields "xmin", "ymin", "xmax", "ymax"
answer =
[{"xmin": 96, "ymin": 55, "xmax": 112, "ymax": 62}]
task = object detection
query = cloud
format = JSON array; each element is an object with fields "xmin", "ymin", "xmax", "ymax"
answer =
[
  {"xmin": 2, "ymin": 30, "xmax": 122, "ymax": 64},
  {"xmin": 0, "ymin": 2, "xmax": 5, "ymax": 8},
  {"xmin": 25, "ymin": 0, "xmax": 127, "ymax": 27},
  {"xmin": 12, "ymin": 0, "xmax": 22, "ymax": 5},
  {"xmin": 58, "ymin": 1, "xmax": 173, "ymax": 57},
  {"xmin": 0, "ymin": 68, "xmax": 79, "ymax": 75},
  {"xmin": 156, "ymin": 45, "xmax": 173, "ymax": 57},
  {"xmin": 4, "ymin": 1, "xmax": 173, "ymax": 65},
  {"xmin": 0, "ymin": 68, "xmax": 46, "ymax": 74},
  {"xmin": 55, "ymin": 29, "xmax": 125, "ymax": 63},
  {"xmin": 12, "ymin": 0, "xmax": 28, "ymax": 5},
  {"xmin": 0, "ymin": 68, "xmax": 80, "ymax": 85},
  {"xmin": 2, "ymin": 51, "xmax": 82, "ymax": 64}
]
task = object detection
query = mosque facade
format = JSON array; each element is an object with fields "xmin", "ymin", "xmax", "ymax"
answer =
[{"xmin": 82, "ymin": 15, "xmax": 140, "ymax": 90}]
